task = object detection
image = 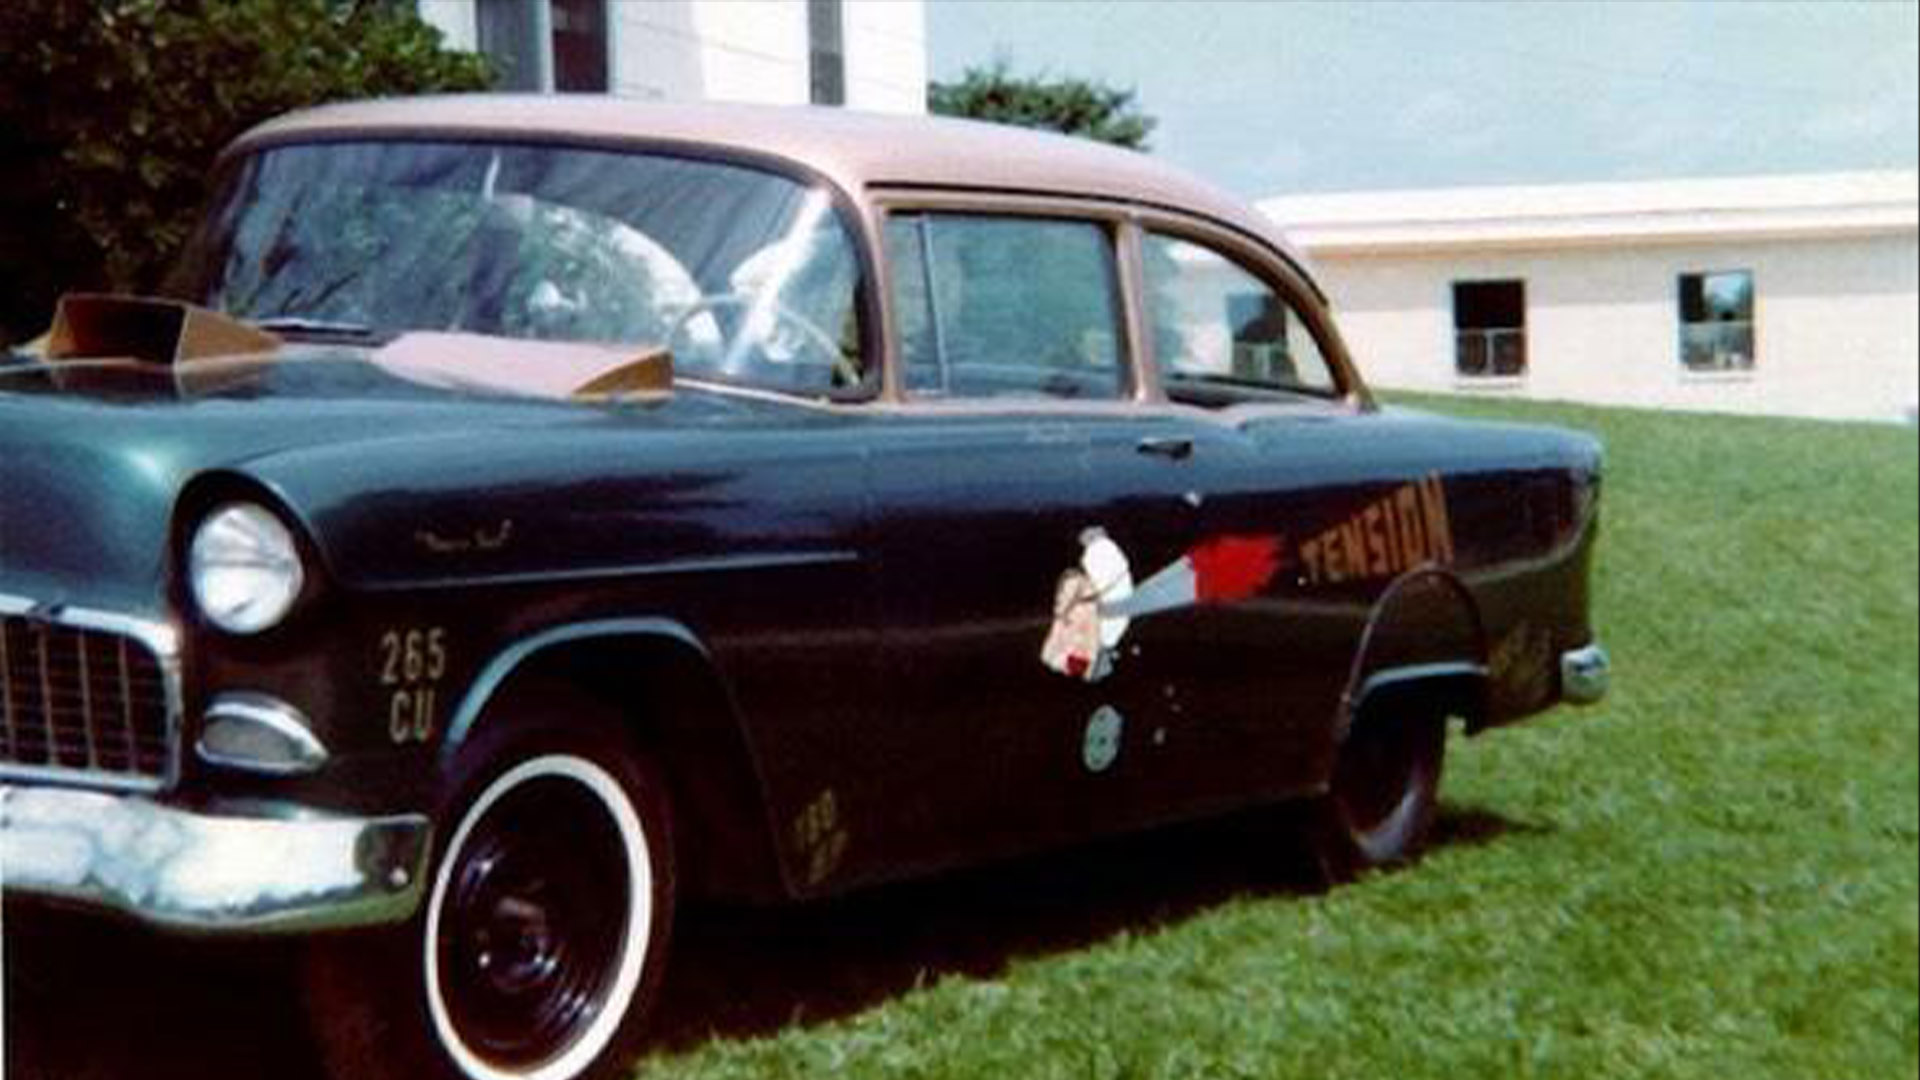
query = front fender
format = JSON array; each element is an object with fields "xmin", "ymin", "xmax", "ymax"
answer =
[{"xmin": 433, "ymin": 618, "xmax": 789, "ymax": 903}]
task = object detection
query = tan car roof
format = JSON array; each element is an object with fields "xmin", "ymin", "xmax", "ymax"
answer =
[{"xmin": 231, "ymin": 95, "xmax": 1307, "ymax": 266}]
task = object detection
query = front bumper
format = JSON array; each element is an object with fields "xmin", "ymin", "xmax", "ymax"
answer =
[
  {"xmin": 1, "ymin": 785, "xmax": 430, "ymax": 934},
  {"xmin": 1559, "ymin": 642, "xmax": 1611, "ymax": 705}
]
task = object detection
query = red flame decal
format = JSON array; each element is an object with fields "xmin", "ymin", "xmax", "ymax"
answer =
[{"xmin": 1189, "ymin": 534, "xmax": 1283, "ymax": 604}]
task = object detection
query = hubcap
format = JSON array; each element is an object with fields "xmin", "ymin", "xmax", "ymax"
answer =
[{"xmin": 438, "ymin": 774, "xmax": 634, "ymax": 1072}]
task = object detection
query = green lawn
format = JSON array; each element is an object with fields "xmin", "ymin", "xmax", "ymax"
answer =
[{"xmin": 639, "ymin": 397, "xmax": 1920, "ymax": 1079}]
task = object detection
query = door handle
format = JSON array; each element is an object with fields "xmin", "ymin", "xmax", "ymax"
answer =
[{"xmin": 1136, "ymin": 435, "xmax": 1195, "ymax": 460}]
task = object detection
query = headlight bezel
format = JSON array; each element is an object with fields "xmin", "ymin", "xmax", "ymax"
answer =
[{"xmin": 187, "ymin": 500, "xmax": 309, "ymax": 636}]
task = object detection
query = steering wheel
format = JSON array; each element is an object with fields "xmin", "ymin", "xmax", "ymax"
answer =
[{"xmin": 667, "ymin": 293, "xmax": 861, "ymax": 389}]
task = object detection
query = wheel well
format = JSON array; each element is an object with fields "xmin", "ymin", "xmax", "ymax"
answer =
[
  {"xmin": 1341, "ymin": 567, "xmax": 1490, "ymax": 740},
  {"xmin": 454, "ymin": 633, "xmax": 786, "ymax": 902}
]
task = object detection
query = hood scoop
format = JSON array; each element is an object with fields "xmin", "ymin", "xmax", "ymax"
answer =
[
  {"xmin": 370, "ymin": 331, "xmax": 673, "ymax": 402},
  {"xmin": 43, "ymin": 293, "xmax": 282, "ymax": 396},
  {"xmin": 47, "ymin": 293, "xmax": 281, "ymax": 365},
  {"xmin": 32, "ymin": 295, "xmax": 673, "ymax": 404}
]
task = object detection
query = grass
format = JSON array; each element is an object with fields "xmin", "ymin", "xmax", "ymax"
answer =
[{"xmin": 637, "ymin": 397, "xmax": 1919, "ymax": 1080}]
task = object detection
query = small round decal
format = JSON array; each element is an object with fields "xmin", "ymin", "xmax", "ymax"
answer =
[{"xmin": 1083, "ymin": 706, "xmax": 1124, "ymax": 774}]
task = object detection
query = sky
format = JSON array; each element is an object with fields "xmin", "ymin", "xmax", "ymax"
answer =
[{"xmin": 926, "ymin": 0, "xmax": 1920, "ymax": 197}]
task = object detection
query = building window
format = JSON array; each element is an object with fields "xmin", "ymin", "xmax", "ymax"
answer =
[
  {"xmin": 1452, "ymin": 280, "xmax": 1526, "ymax": 378},
  {"xmin": 550, "ymin": 0, "xmax": 609, "ymax": 92},
  {"xmin": 475, "ymin": 0, "xmax": 607, "ymax": 93},
  {"xmin": 808, "ymin": 0, "xmax": 846, "ymax": 106},
  {"xmin": 477, "ymin": 0, "xmax": 543, "ymax": 91},
  {"xmin": 1678, "ymin": 270, "xmax": 1754, "ymax": 371}
]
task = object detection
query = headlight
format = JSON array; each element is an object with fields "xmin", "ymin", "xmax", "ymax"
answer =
[{"xmin": 189, "ymin": 503, "xmax": 306, "ymax": 634}]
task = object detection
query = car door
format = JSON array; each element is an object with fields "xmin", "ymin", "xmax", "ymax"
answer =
[
  {"xmin": 852, "ymin": 207, "xmax": 1201, "ymax": 878},
  {"xmin": 1085, "ymin": 225, "xmax": 1374, "ymax": 814}
]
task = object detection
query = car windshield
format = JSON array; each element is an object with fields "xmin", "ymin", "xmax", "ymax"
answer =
[{"xmin": 168, "ymin": 139, "xmax": 867, "ymax": 395}]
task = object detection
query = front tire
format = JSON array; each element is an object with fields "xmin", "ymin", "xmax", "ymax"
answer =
[
  {"xmin": 1311, "ymin": 699, "xmax": 1447, "ymax": 881},
  {"xmin": 306, "ymin": 732, "xmax": 674, "ymax": 1080}
]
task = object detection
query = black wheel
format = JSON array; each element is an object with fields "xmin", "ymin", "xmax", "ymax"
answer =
[
  {"xmin": 1311, "ymin": 699, "xmax": 1447, "ymax": 881},
  {"xmin": 305, "ymin": 724, "xmax": 674, "ymax": 1080}
]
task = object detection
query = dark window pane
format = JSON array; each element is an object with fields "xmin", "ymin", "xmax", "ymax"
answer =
[
  {"xmin": 1679, "ymin": 270, "xmax": 1755, "ymax": 324},
  {"xmin": 1678, "ymin": 273, "xmax": 1708, "ymax": 324},
  {"xmin": 552, "ymin": 0, "xmax": 608, "ymax": 92},
  {"xmin": 1456, "ymin": 332, "xmax": 1489, "ymax": 376},
  {"xmin": 809, "ymin": 0, "xmax": 846, "ymax": 105},
  {"xmin": 1452, "ymin": 279, "xmax": 1525, "ymax": 330}
]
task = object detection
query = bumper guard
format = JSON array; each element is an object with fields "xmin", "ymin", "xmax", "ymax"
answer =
[{"xmin": 1559, "ymin": 643, "xmax": 1611, "ymax": 705}]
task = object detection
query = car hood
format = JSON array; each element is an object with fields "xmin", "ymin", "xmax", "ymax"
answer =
[{"xmin": 0, "ymin": 345, "xmax": 826, "ymax": 613}]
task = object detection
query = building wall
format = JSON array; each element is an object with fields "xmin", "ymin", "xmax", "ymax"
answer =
[
  {"xmin": 419, "ymin": 1, "xmax": 925, "ymax": 113},
  {"xmin": 1313, "ymin": 233, "xmax": 1919, "ymax": 423}
]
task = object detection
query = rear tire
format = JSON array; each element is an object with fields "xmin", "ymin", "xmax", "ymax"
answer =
[
  {"xmin": 1311, "ymin": 699, "xmax": 1447, "ymax": 882},
  {"xmin": 305, "ymin": 724, "xmax": 674, "ymax": 1080}
]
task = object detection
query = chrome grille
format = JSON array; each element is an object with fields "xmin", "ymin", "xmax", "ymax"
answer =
[{"xmin": 0, "ymin": 606, "xmax": 177, "ymax": 789}]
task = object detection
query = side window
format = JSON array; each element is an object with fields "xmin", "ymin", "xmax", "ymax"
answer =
[
  {"xmin": 885, "ymin": 213, "xmax": 1127, "ymax": 400},
  {"xmin": 1142, "ymin": 232, "xmax": 1338, "ymax": 399}
]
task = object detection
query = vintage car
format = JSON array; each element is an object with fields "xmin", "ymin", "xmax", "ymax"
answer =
[{"xmin": 0, "ymin": 97, "xmax": 1608, "ymax": 1080}]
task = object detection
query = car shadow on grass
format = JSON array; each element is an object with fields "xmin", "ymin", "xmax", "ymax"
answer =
[
  {"xmin": 3, "ymin": 907, "xmax": 323, "ymax": 1080},
  {"xmin": 3, "ymin": 804, "xmax": 1543, "ymax": 1077},
  {"xmin": 642, "ymin": 801, "xmax": 1549, "ymax": 1054}
]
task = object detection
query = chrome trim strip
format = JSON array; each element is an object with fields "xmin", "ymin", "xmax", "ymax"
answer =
[
  {"xmin": 355, "ymin": 548, "xmax": 860, "ymax": 593},
  {"xmin": 440, "ymin": 617, "xmax": 711, "ymax": 761},
  {"xmin": 1560, "ymin": 643, "xmax": 1611, "ymax": 705},
  {"xmin": 197, "ymin": 692, "xmax": 330, "ymax": 776},
  {"xmin": 0, "ymin": 592, "xmax": 184, "ymax": 793},
  {"xmin": 0, "ymin": 784, "xmax": 430, "ymax": 934}
]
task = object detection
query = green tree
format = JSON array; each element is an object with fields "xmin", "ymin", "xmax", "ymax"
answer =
[
  {"xmin": 0, "ymin": 0, "xmax": 492, "ymax": 345},
  {"xmin": 929, "ymin": 61, "xmax": 1156, "ymax": 150}
]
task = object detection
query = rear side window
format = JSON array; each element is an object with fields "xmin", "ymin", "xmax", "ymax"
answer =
[
  {"xmin": 1143, "ymin": 232, "xmax": 1338, "ymax": 399},
  {"xmin": 885, "ymin": 213, "xmax": 1127, "ymax": 400}
]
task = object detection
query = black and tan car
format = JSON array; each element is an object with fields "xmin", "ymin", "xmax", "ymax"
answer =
[{"xmin": 0, "ymin": 96, "xmax": 1608, "ymax": 1080}]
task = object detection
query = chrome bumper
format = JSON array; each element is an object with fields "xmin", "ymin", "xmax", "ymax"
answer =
[
  {"xmin": 1560, "ymin": 643, "xmax": 1611, "ymax": 705},
  {"xmin": 0, "ymin": 785, "xmax": 430, "ymax": 934}
]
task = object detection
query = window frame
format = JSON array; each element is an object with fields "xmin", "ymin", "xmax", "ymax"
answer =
[
  {"xmin": 1450, "ymin": 278, "xmax": 1528, "ymax": 382},
  {"xmin": 869, "ymin": 190, "xmax": 1365, "ymax": 411},
  {"xmin": 1127, "ymin": 208, "xmax": 1365, "ymax": 409},
  {"xmin": 1137, "ymin": 226, "xmax": 1347, "ymax": 403},
  {"xmin": 476, "ymin": 0, "xmax": 613, "ymax": 94},
  {"xmin": 1676, "ymin": 268, "xmax": 1757, "ymax": 374},
  {"xmin": 187, "ymin": 131, "xmax": 888, "ymax": 404},
  {"xmin": 872, "ymin": 193, "xmax": 1143, "ymax": 407}
]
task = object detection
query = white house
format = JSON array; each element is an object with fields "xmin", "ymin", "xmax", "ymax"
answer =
[
  {"xmin": 1262, "ymin": 171, "xmax": 1919, "ymax": 423},
  {"xmin": 416, "ymin": 0, "xmax": 926, "ymax": 114}
]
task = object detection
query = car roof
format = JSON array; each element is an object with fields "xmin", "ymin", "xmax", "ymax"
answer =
[{"xmin": 231, "ymin": 95, "xmax": 1308, "ymax": 267}]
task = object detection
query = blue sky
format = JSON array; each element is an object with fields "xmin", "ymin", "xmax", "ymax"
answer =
[{"xmin": 927, "ymin": 0, "xmax": 1920, "ymax": 196}]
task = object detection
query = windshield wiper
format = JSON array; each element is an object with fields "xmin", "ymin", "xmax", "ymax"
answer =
[{"xmin": 251, "ymin": 316, "xmax": 385, "ymax": 340}]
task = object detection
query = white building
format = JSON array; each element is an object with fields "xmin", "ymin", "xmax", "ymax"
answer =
[
  {"xmin": 1262, "ymin": 171, "xmax": 1919, "ymax": 424},
  {"xmin": 417, "ymin": 0, "xmax": 926, "ymax": 114}
]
